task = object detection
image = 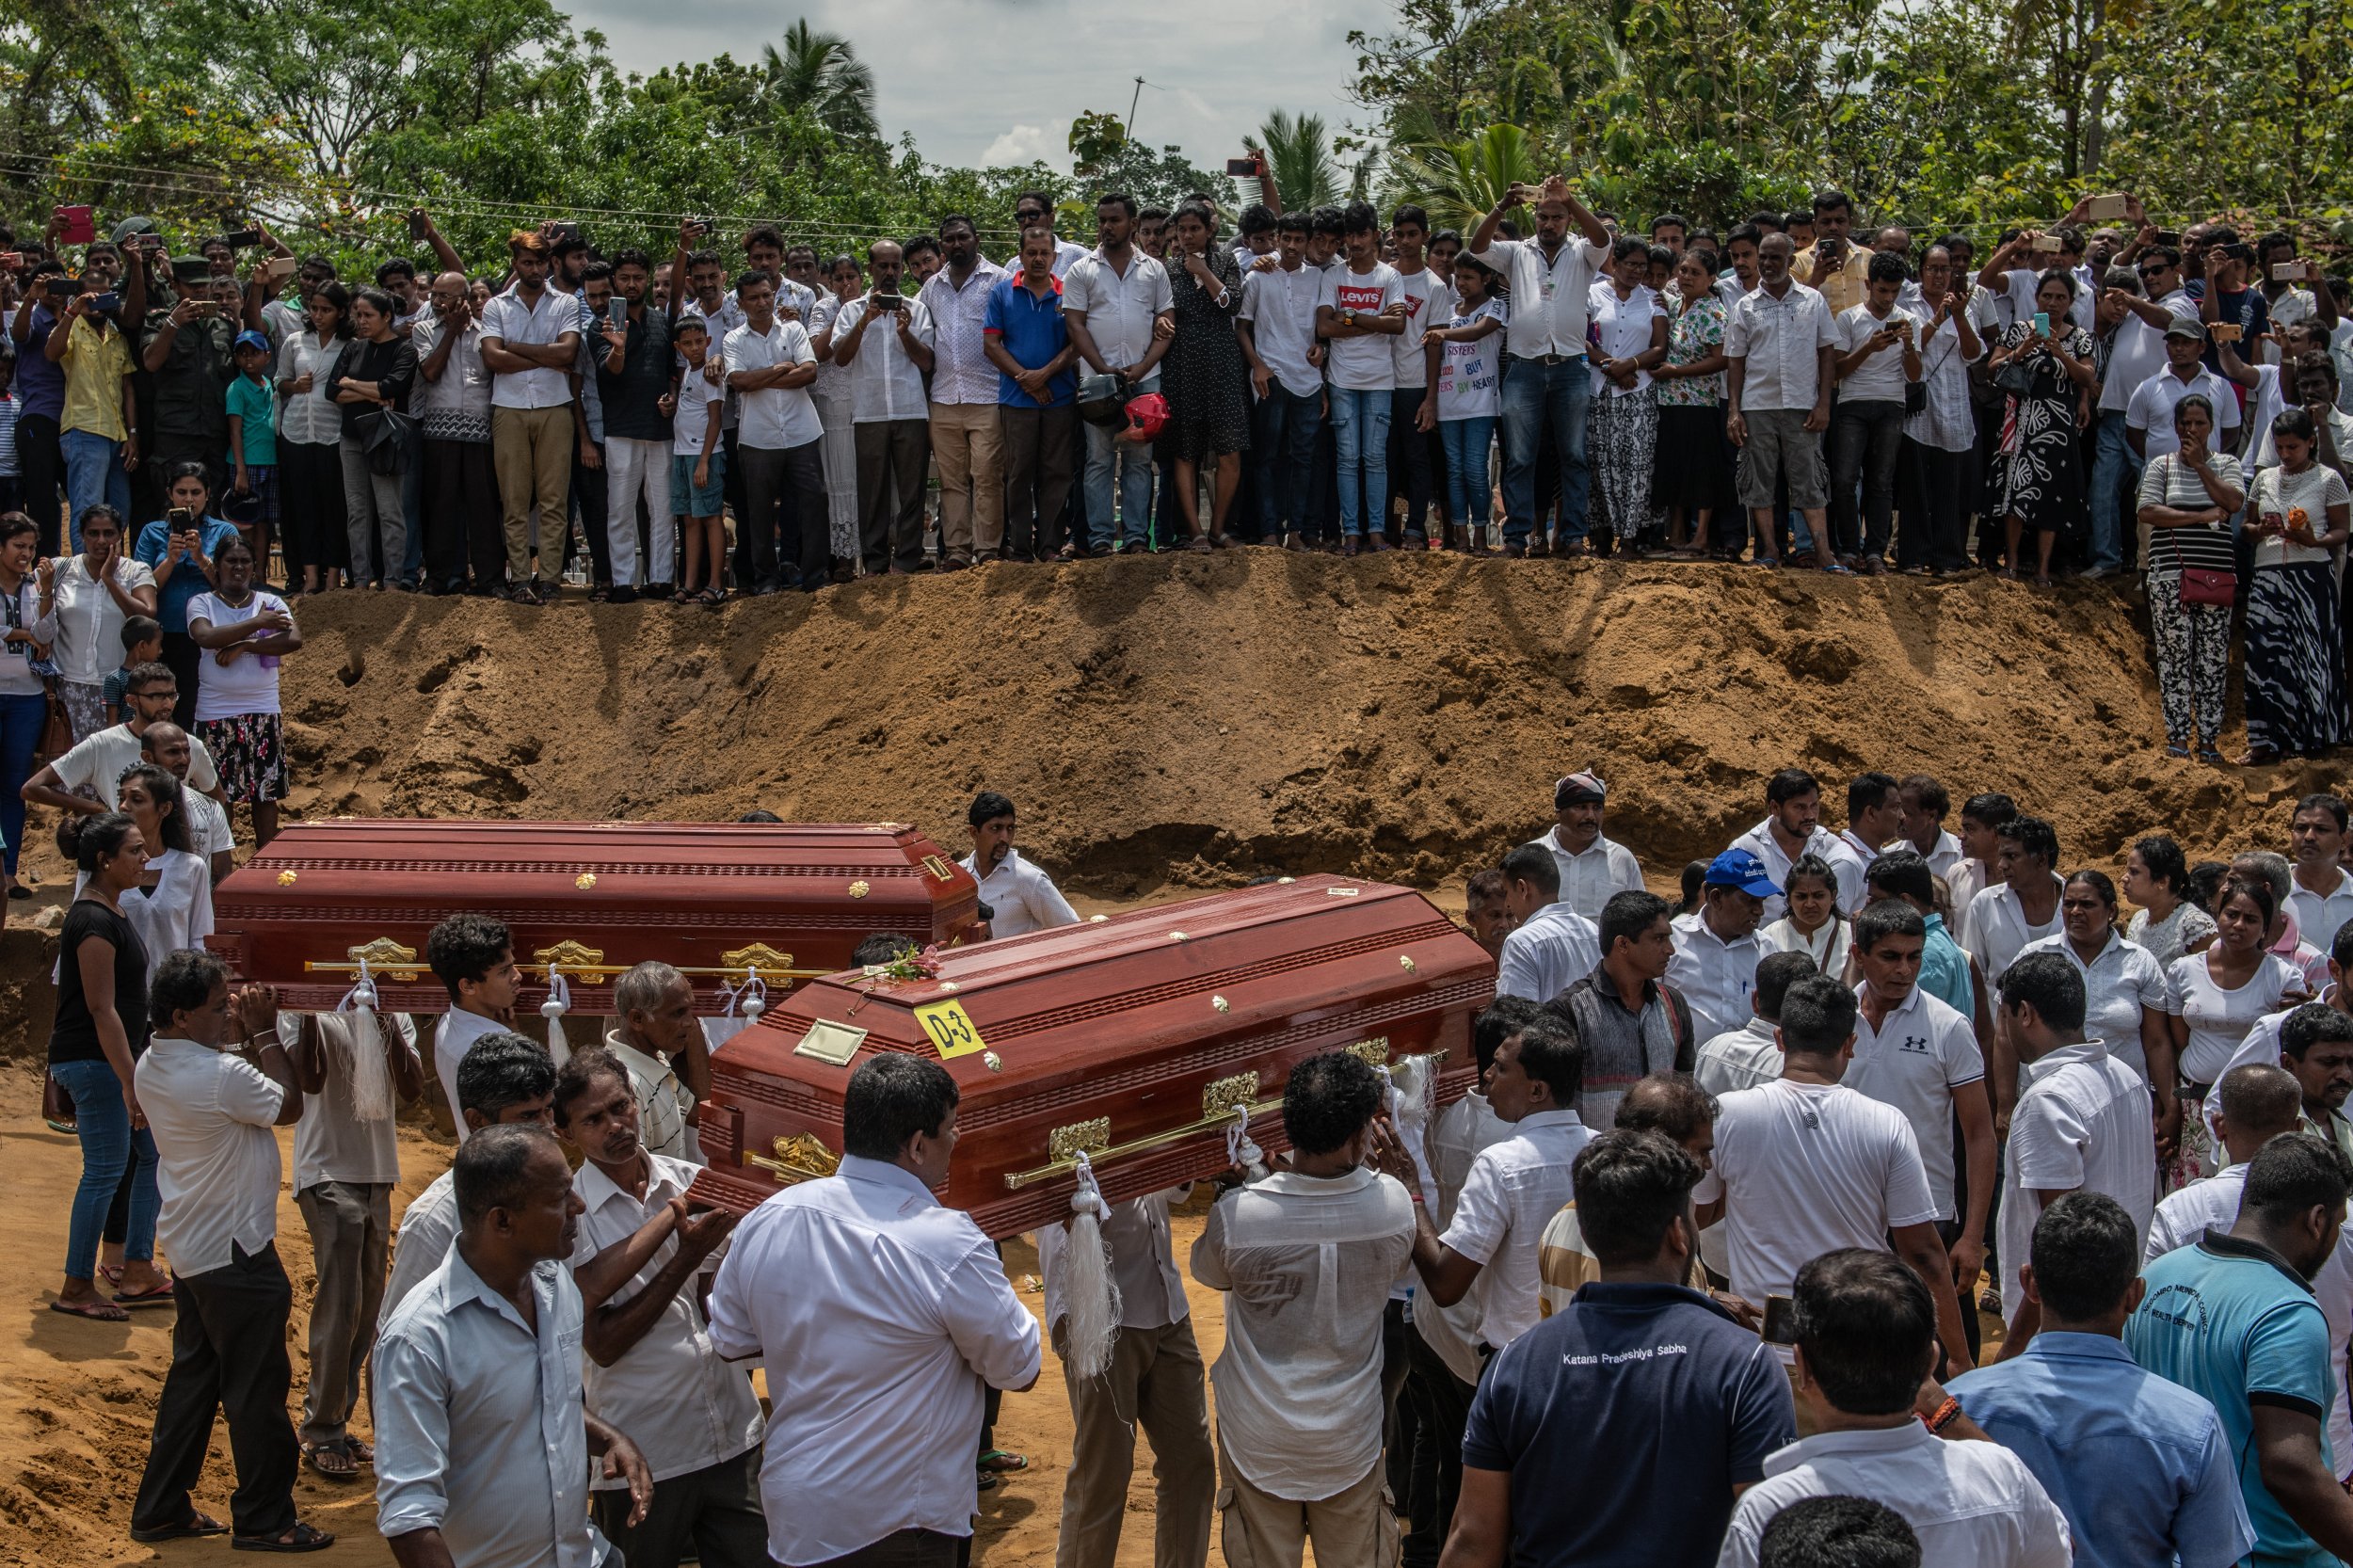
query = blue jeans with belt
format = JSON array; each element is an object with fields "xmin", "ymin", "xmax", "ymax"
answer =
[
  {"xmin": 2089, "ymin": 409, "xmax": 2138, "ymax": 574},
  {"xmin": 1498, "ymin": 355, "xmax": 1593, "ymax": 545},
  {"xmin": 52, "ymin": 1057, "xmax": 158, "ymax": 1281}
]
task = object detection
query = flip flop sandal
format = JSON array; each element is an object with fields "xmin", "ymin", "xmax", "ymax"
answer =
[
  {"xmin": 1185, "ymin": 536, "xmax": 1212, "ymax": 553},
  {"xmin": 232, "ymin": 1522, "xmax": 335, "ymax": 1553},
  {"xmin": 301, "ymin": 1443, "xmax": 360, "ymax": 1481},
  {"xmin": 344, "ymin": 1438, "xmax": 374, "ymax": 1464},
  {"xmin": 51, "ymin": 1297, "xmax": 129, "ymax": 1322},
  {"xmin": 2165, "ymin": 742, "xmax": 2192, "ymax": 759},
  {"xmin": 113, "ymin": 1279, "xmax": 176, "ymax": 1308},
  {"xmin": 978, "ymin": 1448, "xmax": 1029, "ymax": 1473},
  {"xmin": 131, "ymin": 1512, "xmax": 228, "ymax": 1544},
  {"xmin": 98, "ymin": 1263, "xmax": 124, "ymax": 1287},
  {"xmin": 2197, "ymin": 746, "xmax": 2226, "ymax": 765}
]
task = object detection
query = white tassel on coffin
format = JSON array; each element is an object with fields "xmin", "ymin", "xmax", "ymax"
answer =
[
  {"xmin": 540, "ymin": 967, "xmax": 575, "ymax": 1067},
  {"xmin": 1059, "ymin": 1149, "xmax": 1125, "ymax": 1379},
  {"xmin": 334, "ymin": 957, "xmax": 396, "ymax": 1125}
]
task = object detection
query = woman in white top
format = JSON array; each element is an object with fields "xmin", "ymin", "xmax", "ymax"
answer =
[
  {"xmin": 2122, "ymin": 833, "xmax": 2217, "ymax": 966},
  {"xmin": 1586, "ymin": 236, "xmax": 1667, "ymax": 554},
  {"xmin": 115, "ymin": 762, "xmax": 214, "ymax": 958},
  {"xmin": 46, "ymin": 504, "xmax": 157, "ymax": 741},
  {"xmin": 0, "ymin": 513, "xmax": 59, "ymax": 899},
  {"xmin": 1418, "ymin": 253, "xmax": 1506, "ymax": 555},
  {"xmin": 1760, "ymin": 853, "xmax": 1850, "ymax": 980},
  {"xmin": 275, "ymin": 280, "xmax": 354, "ymax": 595},
  {"xmin": 2241, "ymin": 408, "xmax": 2352, "ymax": 764},
  {"xmin": 185, "ymin": 536, "xmax": 300, "ymax": 847},
  {"xmin": 2021, "ymin": 870, "xmax": 2178, "ymax": 1150},
  {"xmin": 811, "ymin": 255, "xmax": 863, "ymax": 574},
  {"xmin": 2166, "ymin": 872, "xmax": 2309, "ymax": 1186}
]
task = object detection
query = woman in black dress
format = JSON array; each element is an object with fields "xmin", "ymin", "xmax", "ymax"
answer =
[
  {"xmin": 1988, "ymin": 269, "xmax": 2095, "ymax": 584},
  {"xmin": 1160, "ymin": 202, "xmax": 1251, "ymax": 551}
]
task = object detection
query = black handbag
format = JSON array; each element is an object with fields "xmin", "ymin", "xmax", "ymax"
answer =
[{"xmin": 358, "ymin": 407, "xmax": 417, "ymax": 475}]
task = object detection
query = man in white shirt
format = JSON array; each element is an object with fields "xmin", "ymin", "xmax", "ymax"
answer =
[
  {"xmin": 1493, "ymin": 843, "xmax": 1601, "ymax": 1003},
  {"xmin": 708, "ymin": 1055, "xmax": 1040, "ymax": 1566},
  {"xmin": 425, "ymin": 911, "xmax": 523, "ymax": 1142},
  {"xmin": 285, "ymin": 1006, "xmax": 423, "ymax": 1480},
  {"xmin": 1726, "ymin": 233, "xmax": 1839, "ymax": 567},
  {"xmin": 1004, "ymin": 190, "xmax": 1092, "ymax": 278},
  {"xmin": 376, "ymin": 1125, "xmax": 653, "ymax": 1568},
  {"xmin": 1963, "ymin": 813, "xmax": 2066, "ymax": 994},
  {"xmin": 2093, "ymin": 238, "xmax": 2199, "ymax": 571},
  {"xmin": 1717, "ymin": 1249, "xmax": 2071, "ymax": 1567},
  {"xmin": 1837, "ymin": 772, "xmax": 1901, "ymax": 869},
  {"xmin": 128, "ymin": 952, "xmax": 328, "ymax": 1551},
  {"xmin": 605, "ymin": 962, "xmax": 709, "ymax": 1164},
  {"xmin": 1240, "ymin": 212, "xmax": 1330, "ymax": 550},
  {"xmin": 1694, "ymin": 973, "xmax": 1975, "ymax": 1374},
  {"xmin": 958, "ymin": 789, "xmax": 1080, "ymax": 938},
  {"xmin": 1893, "ymin": 772, "xmax": 1965, "ymax": 880},
  {"xmin": 1696, "ymin": 950, "xmax": 1812, "ymax": 1096},
  {"xmin": 553, "ymin": 1050, "xmax": 764, "ymax": 1568},
  {"xmin": 1036, "ymin": 1185, "xmax": 1213, "ymax": 1568},
  {"xmin": 380, "ymin": 1032, "xmax": 558, "ymax": 1327},
  {"xmin": 1991, "ymin": 953, "xmax": 2157, "ymax": 1351},
  {"xmin": 1728, "ymin": 767, "xmax": 1865, "ymax": 920},
  {"xmin": 817, "ymin": 239, "xmax": 936, "ymax": 576},
  {"xmin": 723, "ymin": 272, "xmax": 827, "ymax": 596},
  {"xmin": 477, "ymin": 232, "xmax": 583, "ymax": 601},
  {"xmin": 23, "ymin": 663, "xmax": 221, "ymax": 816},
  {"xmin": 1197, "ymin": 1050, "xmax": 1415, "ymax": 1568},
  {"xmin": 139, "ymin": 720, "xmax": 232, "ymax": 880},
  {"xmin": 409, "ymin": 270, "xmax": 501, "ymax": 595},
  {"xmin": 1387, "ymin": 203, "xmax": 1452, "ymax": 544},
  {"xmin": 1846, "ymin": 900, "xmax": 1995, "ymax": 1359},
  {"xmin": 1945, "ymin": 791, "xmax": 2018, "ymax": 941},
  {"xmin": 1829, "ymin": 256, "xmax": 1922, "ymax": 567},
  {"xmin": 915, "ymin": 216, "xmax": 1008, "ymax": 571},
  {"xmin": 1316, "ymin": 201, "xmax": 1407, "ymax": 554},
  {"xmin": 1063, "ymin": 195, "xmax": 1174, "ymax": 554},
  {"xmin": 2128, "ymin": 316, "xmax": 2244, "ymax": 459},
  {"xmin": 1670, "ymin": 849, "xmax": 1775, "ymax": 1043},
  {"xmin": 2289, "ymin": 793, "xmax": 2353, "ymax": 953},
  {"xmin": 1389, "ymin": 1015, "xmax": 1592, "ymax": 1355},
  {"xmin": 1520, "ymin": 769, "xmax": 1644, "ymax": 917},
  {"xmin": 1466, "ymin": 173, "xmax": 1612, "ymax": 555}
]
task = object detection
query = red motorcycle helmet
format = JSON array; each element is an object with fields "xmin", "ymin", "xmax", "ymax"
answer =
[{"xmin": 1122, "ymin": 392, "xmax": 1170, "ymax": 442}]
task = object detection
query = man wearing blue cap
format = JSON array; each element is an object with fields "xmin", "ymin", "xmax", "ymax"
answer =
[
  {"xmin": 1669, "ymin": 851, "xmax": 1777, "ymax": 1044},
  {"xmin": 1522, "ymin": 771, "xmax": 1645, "ymax": 920}
]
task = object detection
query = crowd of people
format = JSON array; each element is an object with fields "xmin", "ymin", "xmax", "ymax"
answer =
[{"xmin": 32, "ymin": 764, "xmax": 2353, "ymax": 1568}]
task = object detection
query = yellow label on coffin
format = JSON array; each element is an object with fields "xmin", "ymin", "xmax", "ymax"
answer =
[{"xmin": 914, "ymin": 998, "xmax": 990, "ymax": 1059}]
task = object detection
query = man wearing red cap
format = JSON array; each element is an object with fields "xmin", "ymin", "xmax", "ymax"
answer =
[{"xmin": 1522, "ymin": 771, "xmax": 1645, "ymax": 920}]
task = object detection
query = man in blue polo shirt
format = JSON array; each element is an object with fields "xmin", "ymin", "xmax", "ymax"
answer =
[
  {"xmin": 1441, "ymin": 1128, "xmax": 1793, "ymax": 1567},
  {"xmin": 1949, "ymin": 1192, "xmax": 2251, "ymax": 1568},
  {"xmin": 983, "ymin": 228, "xmax": 1079, "ymax": 563},
  {"xmin": 2126, "ymin": 1132, "xmax": 2353, "ymax": 1567}
]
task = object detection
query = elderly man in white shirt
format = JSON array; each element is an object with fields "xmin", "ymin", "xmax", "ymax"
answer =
[
  {"xmin": 1493, "ymin": 843, "xmax": 1602, "ymax": 1003},
  {"xmin": 1670, "ymin": 849, "xmax": 1777, "ymax": 1044},
  {"xmin": 129, "ymin": 954, "xmax": 327, "ymax": 1553},
  {"xmin": 376, "ymin": 1125, "xmax": 653, "ymax": 1568},
  {"xmin": 1465, "ymin": 173, "xmax": 1612, "ymax": 555},
  {"xmin": 2289, "ymin": 794, "xmax": 2353, "ymax": 953},
  {"xmin": 410, "ymin": 270, "xmax": 500, "ymax": 595},
  {"xmin": 1728, "ymin": 767, "xmax": 1865, "ymax": 921},
  {"xmin": 959, "ymin": 789, "xmax": 1080, "ymax": 938},
  {"xmin": 817, "ymin": 239, "xmax": 937, "ymax": 577},
  {"xmin": 724, "ymin": 272, "xmax": 828, "ymax": 596},
  {"xmin": 1893, "ymin": 774, "xmax": 1966, "ymax": 880},
  {"xmin": 1063, "ymin": 195, "xmax": 1175, "ymax": 553},
  {"xmin": 1036, "ymin": 1186, "xmax": 1214, "ymax": 1568},
  {"xmin": 914, "ymin": 216, "xmax": 1008, "ymax": 570},
  {"xmin": 1197, "ymin": 1050, "xmax": 1416, "ymax": 1568},
  {"xmin": 1725, "ymin": 233, "xmax": 1839, "ymax": 567},
  {"xmin": 604, "ymin": 962, "xmax": 709, "ymax": 1165},
  {"xmin": 553, "ymin": 1049, "xmax": 764, "ymax": 1568},
  {"xmin": 478, "ymin": 234, "xmax": 584, "ymax": 601},
  {"xmin": 708, "ymin": 1055, "xmax": 1040, "ymax": 1568},
  {"xmin": 1521, "ymin": 770, "xmax": 1644, "ymax": 917}
]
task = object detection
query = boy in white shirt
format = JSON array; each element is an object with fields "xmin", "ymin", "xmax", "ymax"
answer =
[
  {"xmin": 1240, "ymin": 213, "xmax": 1330, "ymax": 550},
  {"xmin": 1315, "ymin": 202, "xmax": 1406, "ymax": 554},
  {"xmin": 666, "ymin": 315, "xmax": 728, "ymax": 603},
  {"xmin": 1829, "ymin": 252, "xmax": 1923, "ymax": 568}
]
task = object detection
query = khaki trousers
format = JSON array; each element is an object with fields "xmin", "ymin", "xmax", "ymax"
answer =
[
  {"xmin": 1052, "ymin": 1318, "xmax": 1215, "ymax": 1568},
  {"xmin": 492, "ymin": 404, "xmax": 573, "ymax": 584},
  {"xmin": 295, "ymin": 1178, "xmax": 391, "ymax": 1448},
  {"xmin": 927, "ymin": 401, "xmax": 1003, "ymax": 560},
  {"xmin": 1215, "ymin": 1434, "xmax": 1400, "ymax": 1568}
]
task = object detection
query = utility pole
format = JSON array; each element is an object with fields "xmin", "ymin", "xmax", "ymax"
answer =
[{"xmin": 1125, "ymin": 75, "xmax": 1145, "ymax": 135}]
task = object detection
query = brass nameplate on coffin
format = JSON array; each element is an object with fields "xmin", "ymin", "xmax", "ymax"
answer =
[
  {"xmin": 743, "ymin": 1133, "xmax": 841, "ymax": 1184},
  {"xmin": 1048, "ymin": 1117, "xmax": 1112, "ymax": 1162},
  {"xmin": 793, "ymin": 1020, "xmax": 867, "ymax": 1065},
  {"xmin": 348, "ymin": 936, "xmax": 424, "ymax": 982},
  {"xmin": 1347, "ymin": 1036, "xmax": 1393, "ymax": 1067}
]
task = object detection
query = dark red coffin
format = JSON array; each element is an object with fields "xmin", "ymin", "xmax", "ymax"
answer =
[
  {"xmin": 208, "ymin": 820, "xmax": 981, "ymax": 1015},
  {"xmin": 687, "ymin": 875, "xmax": 1496, "ymax": 1239}
]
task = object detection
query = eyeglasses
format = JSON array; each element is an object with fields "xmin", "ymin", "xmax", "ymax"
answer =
[{"xmin": 2138, "ymin": 264, "xmax": 2171, "ymax": 277}]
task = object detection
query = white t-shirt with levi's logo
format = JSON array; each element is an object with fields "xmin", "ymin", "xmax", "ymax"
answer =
[{"xmin": 1319, "ymin": 261, "xmax": 1403, "ymax": 392}]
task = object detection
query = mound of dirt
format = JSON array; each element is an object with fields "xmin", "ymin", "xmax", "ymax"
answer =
[{"xmin": 227, "ymin": 554, "xmax": 2332, "ymax": 895}]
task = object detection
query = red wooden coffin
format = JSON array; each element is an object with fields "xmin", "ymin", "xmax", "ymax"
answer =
[
  {"xmin": 687, "ymin": 874, "xmax": 1496, "ymax": 1239},
  {"xmin": 208, "ymin": 820, "xmax": 981, "ymax": 1015}
]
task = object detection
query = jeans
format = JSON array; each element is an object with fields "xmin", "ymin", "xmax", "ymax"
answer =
[
  {"xmin": 1440, "ymin": 417, "xmax": 1497, "ymax": 530},
  {"xmin": 61, "ymin": 427, "xmax": 131, "ymax": 544},
  {"xmin": 1083, "ymin": 394, "xmax": 1155, "ymax": 551},
  {"xmin": 0, "ymin": 689, "xmax": 44, "ymax": 875},
  {"xmin": 53, "ymin": 1058, "xmax": 158, "ymax": 1281},
  {"xmin": 1498, "ymin": 356, "xmax": 1593, "ymax": 545},
  {"xmin": 1330, "ymin": 386, "xmax": 1391, "ymax": 537},
  {"xmin": 2089, "ymin": 409, "xmax": 2138, "ymax": 573},
  {"xmin": 1252, "ymin": 386, "xmax": 1323, "ymax": 539},
  {"xmin": 1830, "ymin": 398, "xmax": 1906, "ymax": 558}
]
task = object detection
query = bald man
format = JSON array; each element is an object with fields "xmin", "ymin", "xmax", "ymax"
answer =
[{"xmin": 411, "ymin": 270, "xmax": 503, "ymax": 595}]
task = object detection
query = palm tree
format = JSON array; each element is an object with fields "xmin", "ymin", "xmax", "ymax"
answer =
[
  {"xmin": 1388, "ymin": 123, "xmax": 1546, "ymax": 232},
  {"xmin": 1245, "ymin": 109, "xmax": 1345, "ymax": 211},
  {"xmin": 757, "ymin": 21, "xmax": 878, "ymax": 138}
]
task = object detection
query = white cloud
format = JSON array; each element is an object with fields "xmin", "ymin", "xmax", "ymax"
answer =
[{"xmin": 980, "ymin": 124, "xmax": 1063, "ymax": 170}]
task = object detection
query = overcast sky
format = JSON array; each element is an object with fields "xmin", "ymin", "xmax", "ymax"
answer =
[{"xmin": 564, "ymin": 0, "xmax": 1368, "ymax": 172}]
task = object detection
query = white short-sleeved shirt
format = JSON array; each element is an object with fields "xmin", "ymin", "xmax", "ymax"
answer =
[
  {"xmin": 2288, "ymin": 868, "xmax": 2353, "ymax": 959},
  {"xmin": 1523, "ymin": 828, "xmax": 1646, "ymax": 920},
  {"xmin": 958, "ymin": 847, "xmax": 1078, "ymax": 939},
  {"xmin": 1239, "ymin": 266, "xmax": 1325, "ymax": 400},
  {"xmin": 1059, "ymin": 249, "xmax": 1174, "ymax": 375},
  {"xmin": 1724, "ymin": 282, "xmax": 1838, "ymax": 412},
  {"xmin": 1412, "ymin": 1092, "xmax": 1511, "ymax": 1384},
  {"xmin": 1727, "ymin": 820, "xmax": 1865, "ymax": 922},
  {"xmin": 184, "ymin": 589, "xmax": 292, "ymax": 721},
  {"xmin": 2015, "ymin": 931, "xmax": 2172, "ymax": 1080},
  {"xmin": 1495, "ymin": 902, "xmax": 1602, "ymax": 1004},
  {"xmin": 1835, "ymin": 303, "xmax": 1917, "ymax": 403},
  {"xmin": 287, "ymin": 1009, "xmax": 416, "ymax": 1192},
  {"xmin": 51, "ymin": 722, "xmax": 219, "ymax": 804},
  {"xmin": 49, "ymin": 554, "xmax": 157, "ymax": 684},
  {"xmin": 1390, "ymin": 266, "xmax": 1453, "ymax": 391},
  {"xmin": 480, "ymin": 283, "xmax": 581, "ymax": 410},
  {"xmin": 2100, "ymin": 288, "xmax": 2198, "ymax": 413},
  {"xmin": 1473, "ymin": 235, "xmax": 1610, "ymax": 360},
  {"xmin": 1319, "ymin": 263, "xmax": 1404, "ymax": 392},
  {"xmin": 1997, "ymin": 1041, "xmax": 2157, "ymax": 1318},
  {"xmin": 185, "ymin": 788, "xmax": 232, "ymax": 861},
  {"xmin": 1587, "ymin": 280, "xmax": 1665, "ymax": 397},
  {"xmin": 671, "ymin": 360, "xmax": 725, "ymax": 458},
  {"xmin": 1434, "ymin": 301, "xmax": 1508, "ymax": 422},
  {"xmin": 120, "ymin": 847, "xmax": 214, "ymax": 959},
  {"xmin": 1667, "ymin": 910, "xmax": 1765, "ymax": 1046},
  {"xmin": 1694, "ymin": 1018, "xmax": 1785, "ymax": 1096},
  {"xmin": 724, "ymin": 319, "xmax": 824, "ymax": 451},
  {"xmin": 1695, "ymin": 1080, "xmax": 1941, "ymax": 1324},
  {"xmin": 1844, "ymin": 983, "xmax": 1984, "ymax": 1222},
  {"xmin": 2250, "ymin": 462, "xmax": 2351, "ymax": 569},
  {"xmin": 1438, "ymin": 1108, "xmax": 1593, "ymax": 1352},
  {"xmin": 433, "ymin": 1007, "xmax": 507, "ymax": 1144},
  {"xmin": 381, "ymin": 1170, "xmax": 456, "ymax": 1328},
  {"xmin": 1036, "ymin": 1186, "xmax": 1191, "ymax": 1334},
  {"xmin": 2127, "ymin": 364, "xmax": 2242, "ymax": 457},
  {"xmin": 824, "ymin": 296, "xmax": 936, "ymax": 424},
  {"xmin": 1962, "ymin": 878, "xmax": 2065, "ymax": 987},
  {"xmin": 2167, "ymin": 951, "xmax": 2307, "ymax": 1084},
  {"xmin": 134, "ymin": 1036, "xmax": 285, "ymax": 1277}
]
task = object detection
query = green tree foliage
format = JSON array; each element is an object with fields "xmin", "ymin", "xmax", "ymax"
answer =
[
  {"xmin": 1248, "ymin": 110, "xmax": 1347, "ymax": 211},
  {"xmin": 758, "ymin": 21, "xmax": 879, "ymax": 140}
]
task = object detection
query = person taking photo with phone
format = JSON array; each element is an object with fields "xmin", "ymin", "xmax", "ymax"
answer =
[
  {"xmin": 45, "ymin": 280, "xmax": 136, "ymax": 544},
  {"xmin": 132, "ymin": 460, "xmax": 238, "ymax": 727}
]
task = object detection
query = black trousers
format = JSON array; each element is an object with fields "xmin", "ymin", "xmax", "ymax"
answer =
[
  {"xmin": 1389, "ymin": 389, "xmax": 1435, "ymax": 537},
  {"xmin": 160, "ymin": 631, "xmax": 200, "ymax": 729},
  {"xmin": 856, "ymin": 419, "xmax": 930, "ymax": 573},
  {"xmin": 278, "ymin": 440, "xmax": 350, "ymax": 580},
  {"xmin": 424, "ymin": 438, "xmax": 502, "ymax": 591},
  {"xmin": 572, "ymin": 443, "xmax": 609, "ymax": 585},
  {"xmin": 810, "ymin": 1528, "xmax": 966, "ymax": 1568},
  {"xmin": 17, "ymin": 411, "xmax": 65, "ymax": 557},
  {"xmin": 132, "ymin": 1241, "xmax": 299, "ymax": 1541},
  {"xmin": 591, "ymin": 1445, "xmax": 772, "ymax": 1568},
  {"xmin": 1401, "ymin": 1323, "xmax": 1476, "ymax": 1568},
  {"xmin": 739, "ymin": 440, "xmax": 827, "ymax": 592}
]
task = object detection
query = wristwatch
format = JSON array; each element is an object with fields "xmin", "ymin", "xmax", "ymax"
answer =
[{"xmin": 1341, "ymin": 307, "xmax": 1358, "ymax": 329}]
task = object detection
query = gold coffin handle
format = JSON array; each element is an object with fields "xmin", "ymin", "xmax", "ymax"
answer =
[{"xmin": 744, "ymin": 1133, "xmax": 842, "ymax": 1185}]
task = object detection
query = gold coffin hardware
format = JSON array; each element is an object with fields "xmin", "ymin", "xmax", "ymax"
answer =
[
  {"xmin": 1201, "ymin": 1071, "xmax": 1260, "ymax": 1115},
  {"xmin": 920, "ymin": 855, "xmax": 954, "ymax": 881},
  {"xmin": 1048, "ymin": 1118, "xmax": 1112, "ymax": 1163},
  {"xmin": 1346, "ymin": 1036, "xmax": 1393, "ymax": 1067},
  {"xmin": 575, "ymin": 872, "xmax": 598, "ymax": 890},
  {"xmin": 308, "ymin": 939, "xmax": 830, "ymax": 984},
  {"xmin": 743, "ymin": 1133, "xmax": 841, "ymax": 1185},
  {"xmin": 348, "ymin": 937, "xmax": 423, "ymax": 982},
  {"xmin": 848, "ymin": 880, "xmax": 871, "ymax": 899},
  {"xmin": 719, "ymin": 942, "xmax": 796, "ymax": 973},
  {"xmin": 534, "ymin": 939, "xmax": 607, "ymax": 970},
  {"xmin": 275, "ymin": 870, "xmax": 297, "ymax": 887}
]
